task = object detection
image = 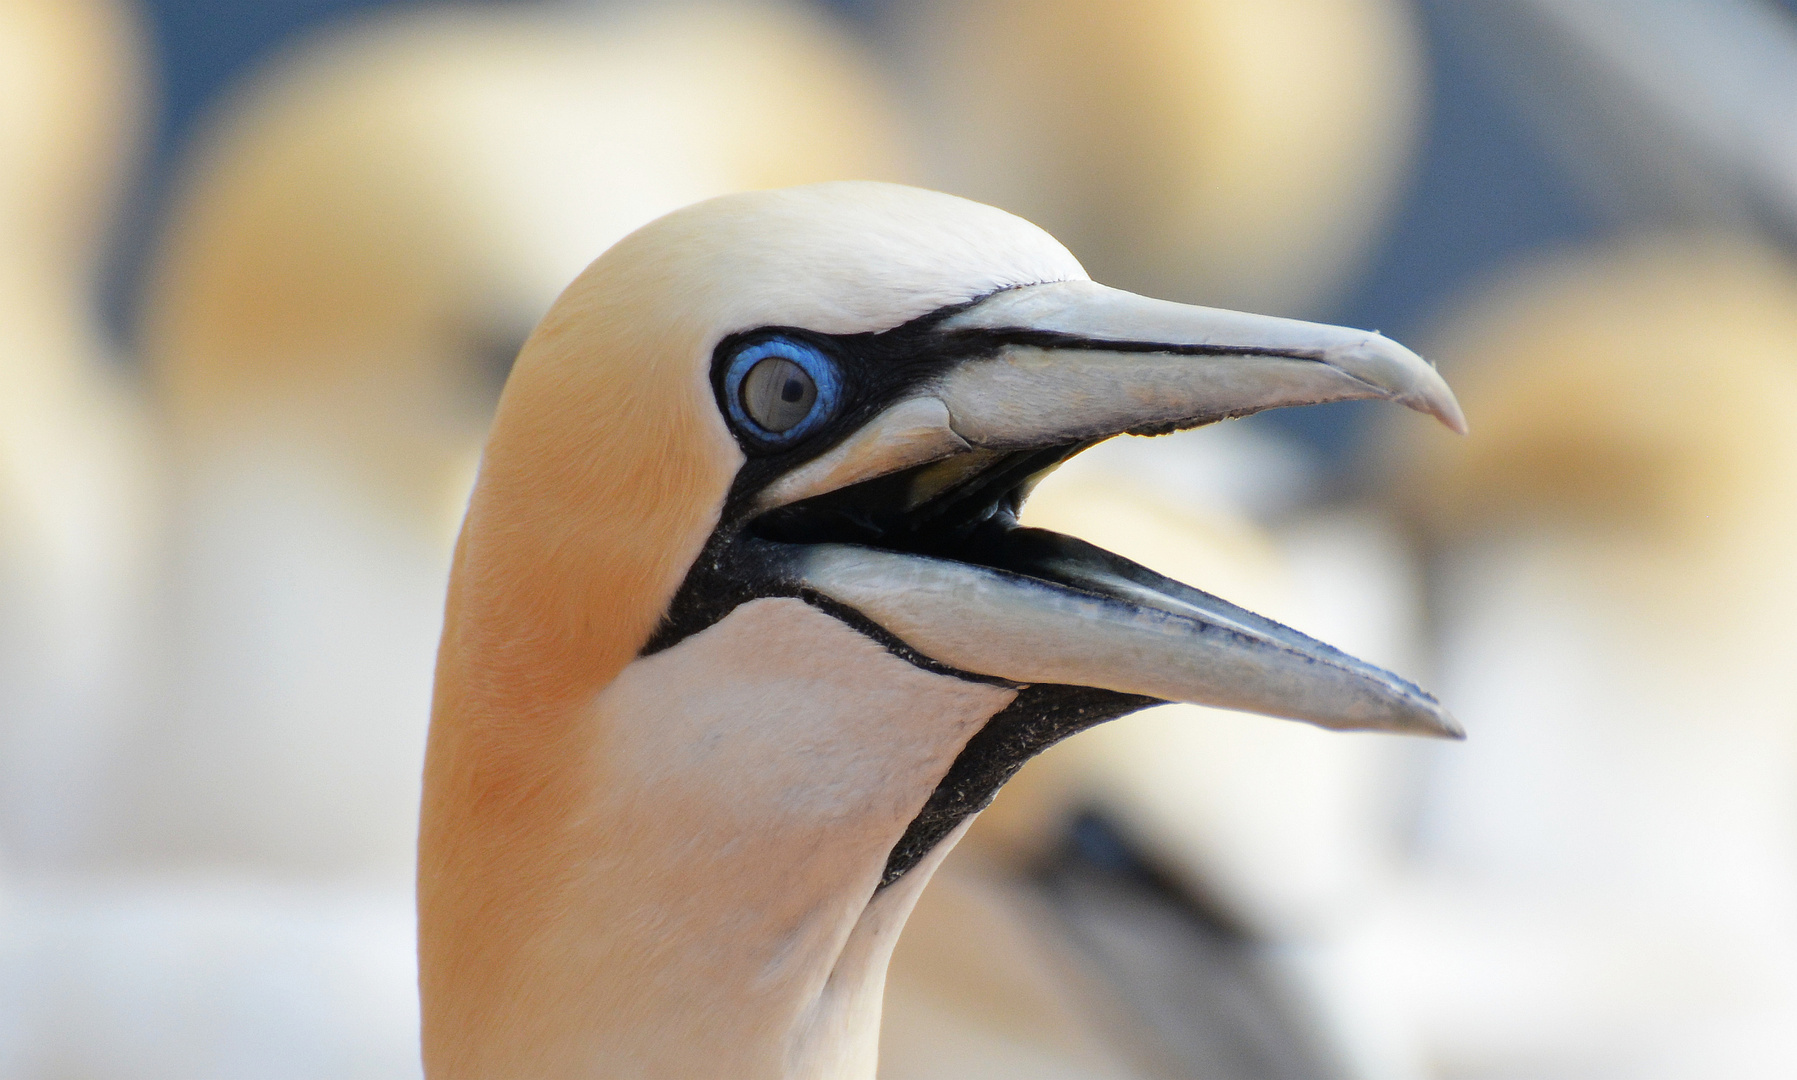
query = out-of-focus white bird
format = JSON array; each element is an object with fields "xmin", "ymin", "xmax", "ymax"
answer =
[
  {"xmin": 1366, "ymin": 236, "xmax": 1797, "ymax": 1079},
  {"xmin": 126, "ymin": 0, "xmax": 914, "ymax": 879},
  {"xmin": 883, "ymin": 0, "xmax": 1425, "ymax": 316},
  {"xmin": 0, "ymin": 0, "xmax": 153, "ymax": 868}
]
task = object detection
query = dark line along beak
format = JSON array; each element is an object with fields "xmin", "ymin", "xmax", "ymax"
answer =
[
  {"xmin": 757, "ymin": 280, "xmax": 1464, "ymax": 511},
  {"xmin": 762, "ymin": 279, "xmax": 1465, "ymax": 739}
]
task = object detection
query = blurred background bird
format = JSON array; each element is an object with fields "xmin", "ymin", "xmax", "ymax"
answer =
[
  {"xmin": 129, "ymin": 0, "xmax": 913, "ymax": 881},
  {"xmin": 1364, "ymin": 234, "xmax": 1797, "ymax": 1080},
  {"xmin": 0, "ymin": 0, "xmax": 155, "ymax": 869},
  {"xmin": 883, "ymin": 0, "xmax": 1425, "ymax": 317},
  {"xmin": 7, "ymin": 0, "xmax": 1797, "ymax": 1076}
]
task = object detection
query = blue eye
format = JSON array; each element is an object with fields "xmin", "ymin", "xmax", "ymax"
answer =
[{"xmin": 723, "ymin": 337, "xmax": 842, "ymax": 445}]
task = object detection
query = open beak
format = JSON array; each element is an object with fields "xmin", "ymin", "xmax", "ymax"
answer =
[{"xmin": 747, "ymin": 280, "xmax": 1464, "ymax": 740}]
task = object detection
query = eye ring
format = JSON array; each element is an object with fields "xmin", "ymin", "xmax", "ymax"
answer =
[{"xmin": 722, "ymin": 336, "xmax": 842, "ymax": 446}]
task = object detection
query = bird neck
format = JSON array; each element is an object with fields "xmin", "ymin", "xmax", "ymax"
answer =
[{"xmin": 420, "ymin": 592, "xmax": 1015, "ymax": 1079}]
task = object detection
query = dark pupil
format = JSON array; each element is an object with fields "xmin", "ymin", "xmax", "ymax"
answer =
[{"xmin": 740, "ymin": 355, "xmax": 818, "ymax": 434}]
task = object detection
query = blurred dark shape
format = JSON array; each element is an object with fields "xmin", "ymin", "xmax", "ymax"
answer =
[
  {"xmin": 1435, "ymin": 0, "xmax": 1797, "ymax": 246},
  {"xmin": 1038, "ymin": 813, "xmax": 1341, "ymax": 1080}
]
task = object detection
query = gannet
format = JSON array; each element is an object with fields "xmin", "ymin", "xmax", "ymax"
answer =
[{"xmin": 419, "ymin": 181, "xmax": 1464, "ymax": 1079}]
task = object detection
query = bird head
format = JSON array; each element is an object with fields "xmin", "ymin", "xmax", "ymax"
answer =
[{"xmin": 420, "ymin": 181, "xmax": 1462, "ymax": 1078}]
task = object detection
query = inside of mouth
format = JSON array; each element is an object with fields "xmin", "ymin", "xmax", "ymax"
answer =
[
  {"xmin": 747, "ymin": 440, "xmax": 1272, "ymax": 628},
  {"xmin": 750, "ymin": 443, "xmax": 1088, "ymax": 572},
  {"xmin": 749, "ymin": 441, "xmax": 1360, "ymax": 660}
]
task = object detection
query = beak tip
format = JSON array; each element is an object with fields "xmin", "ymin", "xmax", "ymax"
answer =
[
  {"xmin": 1353, "ymin": 333, "xmax": 1467, "ymax": 436},
  {"xmin": 1381, "ymin": 688, "xmax": 1463, "ymax": 740},
  {"xmin": 1435, "ymin": 398, "xmax": 1470, "ymax": 437},
  {"xmin": 1422, "ymin": 708, "xmax": 1466, "ymax": 741},
  {"xmin": 1398, "ymin": 353, "xmax": 1468, "ymax": 436}
]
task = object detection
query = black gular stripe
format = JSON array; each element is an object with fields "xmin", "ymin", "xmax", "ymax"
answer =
[
  {"xmin": 880, "ymin": 684, "xmax": 1156, "ymax": 886},
  {"xmin": 643, "ymin": 291, "xmax": 1333, "ymax": 886}
]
